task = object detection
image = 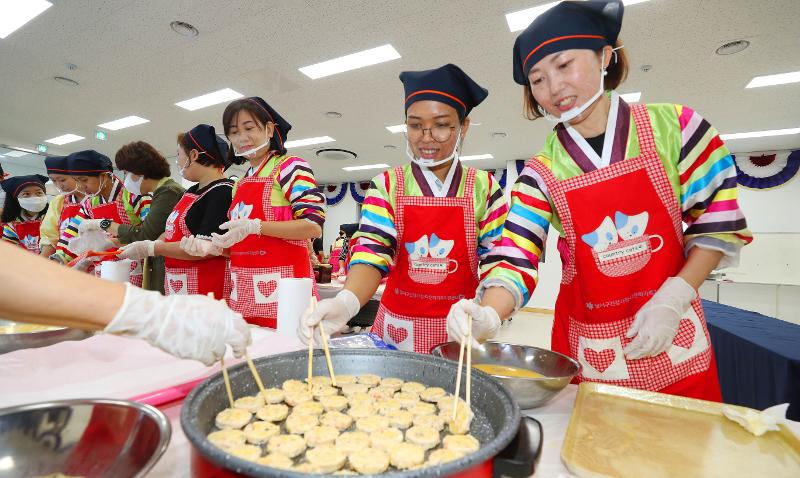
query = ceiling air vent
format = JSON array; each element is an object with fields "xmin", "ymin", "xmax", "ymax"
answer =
[
  {"xmin": 715, "ymin": 40, "xmax": 750, "ymax": 56},
  {"xmin": 316, "ymin": 148, "xmax": 357, "ymax": 161}
]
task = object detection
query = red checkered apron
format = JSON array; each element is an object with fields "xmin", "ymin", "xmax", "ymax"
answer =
[
  {"xmin": 162, "ymin": 185, "xmax": 229, "ymax": 298},
  {"xmin": 371, "ymin": 166, "xmax": 479, "ymax": 354},
  {"xmin": 86, "ymin": 199, "xmax": 143, "ymax": 287},
  {"xmin": 54, "ymin": 195, "xmax": 81, "ymax": 257},
  {"xmin": 226, "ymin": 155, "xmax": 316, "ymax": 328},
  {"xmin": 13, "ymin": 219, "xmax": 42, "ymax": 254},
  {"xmin": 529, "ymin": 104, "xmax": 720, "ymax": 400}
]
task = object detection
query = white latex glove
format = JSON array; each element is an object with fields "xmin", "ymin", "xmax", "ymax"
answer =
[
  {"xmin": 104, "ymin": 283, "xmax": 251, "ymax": 365},
  {"xmin": 72, "ymin": 256, "xmax": 99, "ymax": 272},
  {"xmin": 180, "ymin": 235, "xmax": 222, "ymax": 257},
  {"xmin": 624, "ymin": 276, "xmax": 697, "ymax": 360},
  {"xmin": 211, "ymin": 219, "xmax": 261, "ymax": 249},
  {"xmin": 298, "ymin": 289, "xmax": 360, "ymax": 346},
  {"xmin": 446, "ymin": 299, "xmax": 501, "ymax": 348},
  {"xmin": 78, "ymin": 219, "xmax": 104, "ymax": 234},
  {"xmin": 118, "ymin": 240, "xmax": 157, "ymax": 260}
]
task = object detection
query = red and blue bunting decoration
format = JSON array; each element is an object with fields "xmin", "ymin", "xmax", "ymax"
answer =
[
  {"xmin": 349, "ymin": 181, "xmax": 372, "ymax": 204},
  {"xmin": 734, "ymin": 150, "xmax": 799, "ymax": 189},
  {"xmin": 322, "ymin": 183, "xmax": 348, "ymax": 206}
]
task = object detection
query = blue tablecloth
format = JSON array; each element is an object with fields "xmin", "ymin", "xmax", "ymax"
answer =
[{"xmin": 703, "ymin": 300, "xmax": 800, "ymax": 420}]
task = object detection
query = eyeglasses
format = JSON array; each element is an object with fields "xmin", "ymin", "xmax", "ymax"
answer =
[{"xmin": 405, "ymin": 123, "xmax": 458, "ymax": 143}]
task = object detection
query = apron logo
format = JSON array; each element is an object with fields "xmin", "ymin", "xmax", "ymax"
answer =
[
  {"xmin": 21, "ymin": 234, "xmax": 39, "ymax": 251},
  {"xmin": 405, "ymin": 233, "xmax": 458, "ymax": 285},
  {"xmin": 164, "ymin": 210, "xmax": 179, "ymax": 235},
  {"xmin": 581, "ymin": 211, "xmax": 663, "ymax": 277},
  {"xmin": 230, "ymin": 201, "xmax": 253, "ymax": 220}
]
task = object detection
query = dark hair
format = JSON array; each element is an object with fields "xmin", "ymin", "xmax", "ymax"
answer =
[
  {"xmin": 176, "ymin": 133, "xmax": 226, "ymax": 168},
  {"xmin": 114, "ymin": 141, "xmax": 171, "ymax": 179},
  {"xmin": 523, "ymin": 40, "xmax": 629, "ymax": 120},
  {"xmin": 222, "ymin": 99, "xmax": 287, "ymax": 165},
  {"xmin": 1, "ymin": 185, "xmax": 48, "ymax": 223}
]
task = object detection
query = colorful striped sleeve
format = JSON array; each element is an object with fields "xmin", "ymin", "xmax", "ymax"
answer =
[
  {"xmin": 2, "ymin": 222, "xmax": 20, "ymax": 246},
  {"xmin": 478, "ymin": 163, "xmax": 553, "ymax": 310},
  {"xmin": 132, "ymin": 193, "xmax": 151, "ymax": 222},
  {"xmin": 278, "ymin": 156, "xmax": 326, "ymax": 227},
  {"xmin": 52, "ymin": 199, "xmax": 92, "ymax": 263},
  {"xmin": 476, "ymin": 171, "xmax": 508, "ymax": 261},
  {"xmin": 349, "ymin": 171, "xmax": 397, "ymax": 276},
  {"xmin": 675, "ymin": 105, "xmax": 752, "ymax": 269}
]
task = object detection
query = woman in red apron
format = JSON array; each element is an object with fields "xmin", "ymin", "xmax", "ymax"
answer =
[
  {"xmin": 449, "ymin": 1, "xmax": 752, "ymax": 401},
  {"xmin": 119, "ymin": 124, "xmax": 233, "ymax": 299},
  {"xmin": 202, "ymin": 97, "xmax": 325, "ymax": 328},
  {"xmin": 39, "ymin": 156, "xmax": 84, "ymax": 258},
  {"xmin": 1, "ymin": 174, "xmax": 49, "ymax": 254},
  {"xmin": 302, "ymin": 64, "xmax": 509, "ymax": 353},
  {"xmin": 62, "ymin": 150, "xmax": 151, "ymax": 287}
]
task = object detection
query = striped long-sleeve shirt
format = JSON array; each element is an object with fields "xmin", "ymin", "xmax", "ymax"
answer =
[
  {"xmin": 480, "ymin": 102, "xmax": 753, "ymax": 310},
  {"xmin": 349, "ymin": 162, "xmax": 508, "ymax": 276},
  {"xmin": 234, "ymin": 154, "xmax": 325, "ymax": 227}
]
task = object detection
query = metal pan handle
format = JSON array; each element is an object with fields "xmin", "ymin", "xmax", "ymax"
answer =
[{"xmin": 492, "ymin": 415, "xmax": 543, "ymax": 477}]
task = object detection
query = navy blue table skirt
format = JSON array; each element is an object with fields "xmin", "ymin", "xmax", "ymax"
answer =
[{"xmin": 703, "ymin": 300, "xmax": 800, "ymax": 420}]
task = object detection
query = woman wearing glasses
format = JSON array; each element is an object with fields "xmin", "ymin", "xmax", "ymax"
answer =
[{"xmin": 301, "ymin": 64, "xmax": 508, "ymax": 353}]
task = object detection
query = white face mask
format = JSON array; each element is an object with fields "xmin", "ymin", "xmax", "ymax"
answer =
[
  {"xmin": 178, "ymin": 156, "xmax": 192, "ymax": 179},
  {"xmin": 83, "ymin": 174, "xmax": 108, "ymax": 199},
  {"xmin": 234, "ymin": 137, "xmax": 270, "ymax": 159},
  {"xmin": 539, "ymin": 49, "xmax": 611, "ymax": 125},
  {"xmin": 56, "ymin": 183, "xmax": 79, "ymax": 196},
  {"xmin": 18, "ymin": 196, "xmax": 48, "ymax": 213},
  {"xmin": 405, "ymin": 126, "xmax": 463, "ymax": 168},
  {"xmin": 124, "ymin": 172, "xmax": 144, "ymax": 196}
]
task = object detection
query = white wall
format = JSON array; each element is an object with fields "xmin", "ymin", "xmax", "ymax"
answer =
[{"xmin": 322, "ymin": 189, "xmax": 359, "ymax": 253}]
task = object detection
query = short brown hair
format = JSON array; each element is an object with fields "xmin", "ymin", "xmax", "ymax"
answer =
[
  {"xmin": 114, "ymin": 141, "xmax": 171, "ymax": 179},
  {"xmin": 177, "ymin": 133, "xmax": 226, "ymax": 168},
  {"xmin": 523, "ymin": 41, "xmax": 629, "ymax": 120}
]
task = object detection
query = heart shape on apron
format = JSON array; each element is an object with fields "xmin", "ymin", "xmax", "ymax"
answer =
[
  {"xmin": 584, "ymin": 348, "xmax": 616, "ymax": 374},
  {"xmin": 254, "ymin": 277, "xmax": 279, "ymax": 304},
  {"xmin": 387, "ymin": 323, "xmax": 409, "ymax": 345},
  {"xmin": 170, "ymin": 279, "xmax": 185, "ymax": 294}
]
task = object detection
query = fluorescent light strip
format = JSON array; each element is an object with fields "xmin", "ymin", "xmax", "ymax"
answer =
[
  {"xmin": 460, "ymin": 154, "xmax": 494, "ymax": 161},
  {"xmin": 0, "ymin": 0, "xmax": 52, "ymax": 39},
  {"xmin": 342, "ymin": 163, "xmax": 390, "ymax": 172},
  {"xmin": 98, "ymin": 115, "xmax": 150, "ymax": 131},
  {"xmin": 506, "ymin": 0, "xmax": 650, "ymax": 32},
  {"xmin": 45, "ymin": 134, "xmax": 84, "ymax": 145},
  {"xmin": 175, "ymin": 88, "xmax": 244, "ymax": 111},
  {"xmin": 299, "ymin": 44, "xmax": 401, "ymax": 79},
  {"xmin": 620, "ymin": 92, "xmax": 642, "ymax": 103},
  {"xmin": 4, "ymin": 150, "xmax": 31, "ymax": 157},
  {"xmin": 386, "ymin": 124, "xmax": 407, "ymax": 133},
  {"xmin": 746, "ymin": 71, "xmax": 800, "ymax": 88},
  {"xmin": 720, "ymin": 127, "xmax": 800, "ymax": 141},
  {"xmin": 284, "ymin": 136, "xmax": 336, "ymax": 149}
]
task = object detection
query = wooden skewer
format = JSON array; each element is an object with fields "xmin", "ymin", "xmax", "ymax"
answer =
[
  {"xmin": 452, "ymin": 333, "xmax": 467, "ymax": 422},
  {"xmin": 207, "ymin": 292, "xmax": 236, "ymax": 407},
  {"xmin": 245, "ymin": 351, "xmax": 266, "ymax": 395},
  {"xmin": 314, "ymin": 297, "xmax": 337, "ymax": 387},
  {"xmin": 220, "ymin": 356, "xmax": 235, "ymax": 408},
  {"xmin": 466, "ymin": 317, "xmax": 472, "ymax": 412}
]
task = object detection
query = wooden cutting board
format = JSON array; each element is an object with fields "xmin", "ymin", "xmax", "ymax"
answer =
[{"xmin": 561, "ymin": 383, "xmax": 800, "ymax": 478}]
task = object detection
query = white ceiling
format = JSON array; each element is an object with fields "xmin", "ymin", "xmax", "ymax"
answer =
[{"xmin": 1, "ymin": 0, "xmax": 799, "ymax": 183}]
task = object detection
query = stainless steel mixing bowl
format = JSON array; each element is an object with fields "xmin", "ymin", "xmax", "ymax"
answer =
[
  {"xmin": 432, "ymin": 341, "xmax": 581, "ymax": 409},
  {"xmin": 0, "ymin": 319, "xmax": 92, "ymax": 354},
  {"xmin": 0, "ymin": 398, "xmax": 171, "ymax": 478}
]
